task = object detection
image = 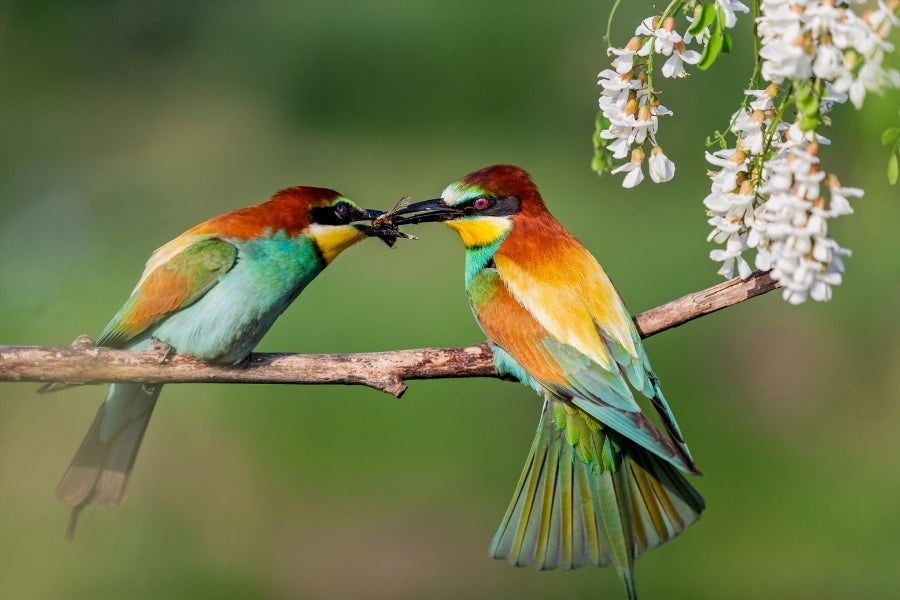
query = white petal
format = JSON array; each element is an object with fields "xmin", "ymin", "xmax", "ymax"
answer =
[
  {"xmin": 620, "ymin": 164, "xmax": 644, "ymax": 188},
  {"xmin": 661, "ymin": 55, "xmax": 681, "ymax": 78},
  {"xmin": 649, "ymin": 152, "xmax": 675, "ymax": 183},
  {"xmin": 679, "ymin": 50, "xmax": 702, "ymax": 65}
]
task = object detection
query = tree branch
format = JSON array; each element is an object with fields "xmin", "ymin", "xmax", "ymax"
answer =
[{"xmin": 0, "ymin": 270, "xmax": 779, "ymax": 397}]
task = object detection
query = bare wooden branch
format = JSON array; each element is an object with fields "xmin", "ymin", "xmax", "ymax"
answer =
[
  {"xmin": 634, "ymin": 269, "xmax": 780, "ymax": 337},
  {"xmin": 0, "ymin": 270, "xmax": 779, "ymax": 397}
]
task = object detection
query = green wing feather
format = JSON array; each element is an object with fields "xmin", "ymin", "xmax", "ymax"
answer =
[{"xmin": 96, "ymin": 237, "xmax": 238, "ymax": 348}]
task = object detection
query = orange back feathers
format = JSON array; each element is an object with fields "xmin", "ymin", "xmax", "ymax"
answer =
[{"xmin": 183, "ymin": 186, "xmax": 343, "ymax": 241}]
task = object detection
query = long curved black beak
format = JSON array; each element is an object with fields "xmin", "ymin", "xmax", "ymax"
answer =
[
  {"xmin": 389, "ymin": 198, "xmax": 464, "ymax": 225},
  {"xmin": 352, "ymin": 208, "xmax": 416, "ymax": 247}
]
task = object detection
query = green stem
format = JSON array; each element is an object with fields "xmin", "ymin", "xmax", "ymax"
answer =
[
  {"xmin": 748, "ymin": 0, "xmax": 762, "ymax": 93},
  {"xmin": 752, "ymin": 81, "xmax": 794, "ymax": 189},
  {"xmin": 604, "ymin": 0, "xmax": 625, "ymax": 46},
  {"xmin": 645, "ymin": 0, "xmax": 687, "ymax": 104}
]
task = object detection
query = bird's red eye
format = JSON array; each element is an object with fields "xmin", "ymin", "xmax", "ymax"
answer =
[
  {"xmin": 473, "ymin": 197, "xmax": 491, "ymax": 210},
  {"xmin": 334, "ymin": 202, "xmax": 350, "ymax": 220}
]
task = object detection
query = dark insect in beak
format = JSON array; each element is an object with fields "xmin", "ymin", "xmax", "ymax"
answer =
[{"xmin": 353, "ymin": 206, "xmax": 417, "ymax": 248}]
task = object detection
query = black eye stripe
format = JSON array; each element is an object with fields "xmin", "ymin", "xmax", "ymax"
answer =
[
  {"xmin": 310, "ymin": 201, "xmax": 354, "ymax": 225},
  {"xmin": 459, "ymin": 195, "xmax": 520, "ymax": 217}
]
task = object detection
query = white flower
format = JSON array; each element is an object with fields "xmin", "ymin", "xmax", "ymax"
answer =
[
  {"xmin": 648, "ymin": 146, "xmax": 675, "ymax": 183},
  {"xmin": 732, "ymin": 109, "xmax": 768, "ymax": 154},
  {"xmin": 653, "ymin": 18, "xmax": 682, "ymax": 56},
  {"xmin": 812, "ymin": 43, "xmax": 847, "ymax": 80},
  {"xmin": 662, "ymin": 44, "xmax": 702, "ymax": 78},
  {"xmin": 868, "ymin": 1, "xmax": 900, "ymax": 38},
  {"xmin": 706, "ymin": 149, "xmax": 749, "ymax": 194},
  {"xmin": 611, "ymin": 148, "xmax": 645, "ymax": 188},
  {"xmin": 705, "ymin": 185, "xmax": 756, "ymax": 244},
  {"xmin": 704, "ymin": 98, "xmax": 859, "ymax": 303},
  {"xmin": 825, "ymin": 178, "xmax": 862, "ymax": 217},
  {"xmin": 634, "ymin": 16, "xmax": 657, "ymax": 37},
  {"xmin": 710, "ymin": 235, "xmax": 753, "ymax": 279},
  {"xmin": 609, "ymin": 104, "xmax": 659, "ymax": 146},
  {"xmin": 759, "ymin": 38, "xmax": 812, "ymax": 82},
  {"xmin": 717, "ymin": 0, "xmax": 751, "ymax": 29},
  {"xmin": 758, "ymin": 0, "xmax": 900, "ymax": 108},
  {"xmin": 597, "ymin": 69, "xmax": 633, "ymax": 106},
  {"xmin": 744, "ymin": 87, "xmax": 777, "ymax": 112},
  {"xmin": 684, "ymin": 17, "xmax": 710, "ymax": 45},
  {"xmin": 608, "ymin": 37, "xmax": 643, "ymax": 74}
]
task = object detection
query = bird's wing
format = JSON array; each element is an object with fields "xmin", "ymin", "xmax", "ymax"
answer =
[
  {"xmin": 473, "ymin": 269, "xmax": 696, "ymax": 473},
  {"xmin": 493, "ymin": 244, "xmax": 646, "ymax": 390},
  {"xmin": 95, "ymin": 235, "xmax": 238, "ymax": 348},
  {"xmin": 490, "ymin": 246, "xmax": 697, "ymax": 472}
]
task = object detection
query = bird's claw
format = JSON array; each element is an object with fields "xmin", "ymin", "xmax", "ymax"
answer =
[{"xmin": 150, "ymin": 339, "xmax": 176, "ymax": 364}]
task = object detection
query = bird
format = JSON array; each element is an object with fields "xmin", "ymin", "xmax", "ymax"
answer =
[
  {"xmin": 391, "ymin": 165, "xmax": 704, "ymax": 599},
  {"xmin": 45, "ymin": 186, "xmax": 402, "ymax": 539}
]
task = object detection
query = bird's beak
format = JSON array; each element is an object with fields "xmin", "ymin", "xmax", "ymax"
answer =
[
  {"xmin": 351, "ymin": 208, "xmax": 416, "ymax": 248},
  {"xmin": 389, "ymin": 198, "xmax": 464, "ymax": 225}
]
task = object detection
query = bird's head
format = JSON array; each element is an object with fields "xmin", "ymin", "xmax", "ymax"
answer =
[
  {"xmin": 261, "ymin": 187, "xmax": 409, "ymax": 264},
  {"xmin": 391, "ymin": 165, "xmax": 544, "ymax": 249}
]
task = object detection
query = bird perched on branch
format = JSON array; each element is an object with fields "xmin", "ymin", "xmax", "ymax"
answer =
[
  {"xmin": 392, "ymin": 165, "xmax": 704, "ymax": 599},
  {"xmin": 44, "ymin": 187, "xmax": 403, "ymax": 539}
]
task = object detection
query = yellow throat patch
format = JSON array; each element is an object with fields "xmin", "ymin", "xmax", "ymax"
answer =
[
  {"xmin": 445, "ymin": 216, "xmax": 511, "ymax": 248},
  {"xmin": 308, "ymin": 223, "xmax": 366, "ymax": 265}
]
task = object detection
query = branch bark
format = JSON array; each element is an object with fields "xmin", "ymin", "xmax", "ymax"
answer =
[{"xmin": 0, "ymin": 270, "xmax": 779, "ymax": 397}]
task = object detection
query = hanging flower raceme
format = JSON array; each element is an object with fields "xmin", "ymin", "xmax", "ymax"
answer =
[
  {"xmin": 594, "ymin": 6, "xmax": 743, "ymax": 188},
  {"xmin": 703, "ymin": 1, "xmax": 899, "ymax": 304},
  {"xmin": 757, "ymin": 0, "xmax": 900, "ymax": 109},
  {"xmin": 597, "ymin": 1, "xmax": 898, "ymax": 304}
]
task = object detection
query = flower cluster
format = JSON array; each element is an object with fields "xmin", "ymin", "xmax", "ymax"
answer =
[
  {"xmin": 704, "ymin": 1, "xmax": 899, "ymax": 303},
  {"xmin": 705, "ymin": 88, "xmax": 858, "ymax": 303},
  {"xmin": 597, "ymin": 6, "xmax": 747, "ymax": 188},
  {"xmin": 758, "ymin": 0, "xmax": 900, "ymax": 108},
  {"xmin": 597, "ymin": 3, "xmax": 749, "ymax": 188}
]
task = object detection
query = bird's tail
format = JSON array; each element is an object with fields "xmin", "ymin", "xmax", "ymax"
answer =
[
  {"xmin": 489, "ymin": 398, "xmax": 704, "ymax": 600},
  {"xmin": 56, "ymin": 383, "xmax": 161, "ymax": 539}
]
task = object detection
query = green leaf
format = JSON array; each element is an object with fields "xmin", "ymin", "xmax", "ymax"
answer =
[
  {"xmin": 698, "ymin": 7, "xmax": 726, "ymax": 70},
  {"xmin": 881, "ymin": 127, "xmax": 900, "ymax": 146},
  {"xmin": 698, "ymin": 31, "xmax": 723, "ymax": 70},
  {"xmin": 799, "ymin": 112, "xmax": 819, "ymax": 132},
  {"xmin": 688, "ymin": 4, "xmax": 717, "ymax": 36},
  {"xmin": 591, "ymin": 111, "xmax": 614, "ymax": 177},
  {"xmin": 888, "ymin": 153, "xmax": 899, "ymax": 185},
  {"xmin": 722, "ymin": 32, "xmax": 733, "ymax": 54},
  {"xmin": 794, "ymin": 82, "xmax": 820, "ymax": 118}
]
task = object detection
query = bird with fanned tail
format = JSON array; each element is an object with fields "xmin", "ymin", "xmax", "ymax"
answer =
[{"xmin": 392, "ymin": 165, "xmax": 704, "ymax": 599}]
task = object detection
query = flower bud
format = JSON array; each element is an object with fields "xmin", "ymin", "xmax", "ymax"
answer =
[
  {"xmin": 625, "ymin": 37, "xmax": 642, "ymax": 52},
  {"xmin": 623, "ymin": 98, "xmax": 639, "ymax": 117}
]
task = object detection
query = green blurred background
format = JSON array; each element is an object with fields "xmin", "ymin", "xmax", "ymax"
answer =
[{"xmin": 1, "ymin": 1, "xmax": 898, "ymax": 598}]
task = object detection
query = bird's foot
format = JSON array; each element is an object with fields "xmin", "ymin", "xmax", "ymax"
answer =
[
  {"xmin": 150, "ymin": 338, "xmax": 176, "ymax": 364},
  {"xmin": 71, "ymin": 334, "xmax": 96, "ymax": 348}
]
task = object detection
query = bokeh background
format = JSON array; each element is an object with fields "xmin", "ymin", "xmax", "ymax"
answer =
[{"xmin": 1, "ymin": 2, "xmax": 898, "ymax": 599}]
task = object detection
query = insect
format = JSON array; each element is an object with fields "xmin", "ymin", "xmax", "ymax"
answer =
[{"xmin": 368, "ymin": 196, "xmax": 417, "ymax": 246}]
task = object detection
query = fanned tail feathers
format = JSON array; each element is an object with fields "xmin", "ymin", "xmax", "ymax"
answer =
[
  {"xmin": 489, "ymin": 398, "xmax": 704, "ymax": 600},
  {"xmin": 56, "ymin": 383, "xmax": 161, "ymax": 539}
]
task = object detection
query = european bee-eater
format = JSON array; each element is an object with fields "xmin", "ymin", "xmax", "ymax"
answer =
[
  {"xmin": 49, "ymin": 186, "xmax": 400, "ymax": 539},
  {"xmin": 393, "ymin": 165, "xmax": 704, "ymax": 599}
]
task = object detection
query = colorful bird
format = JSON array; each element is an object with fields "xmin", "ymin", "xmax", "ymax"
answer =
[
  {"xmin": 392, "ymin": 165, "xmax": 704, "ymax": 599},
  {"xmin": 46, "ymin": 187, "xmax": 401, "ymax": 539}
]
